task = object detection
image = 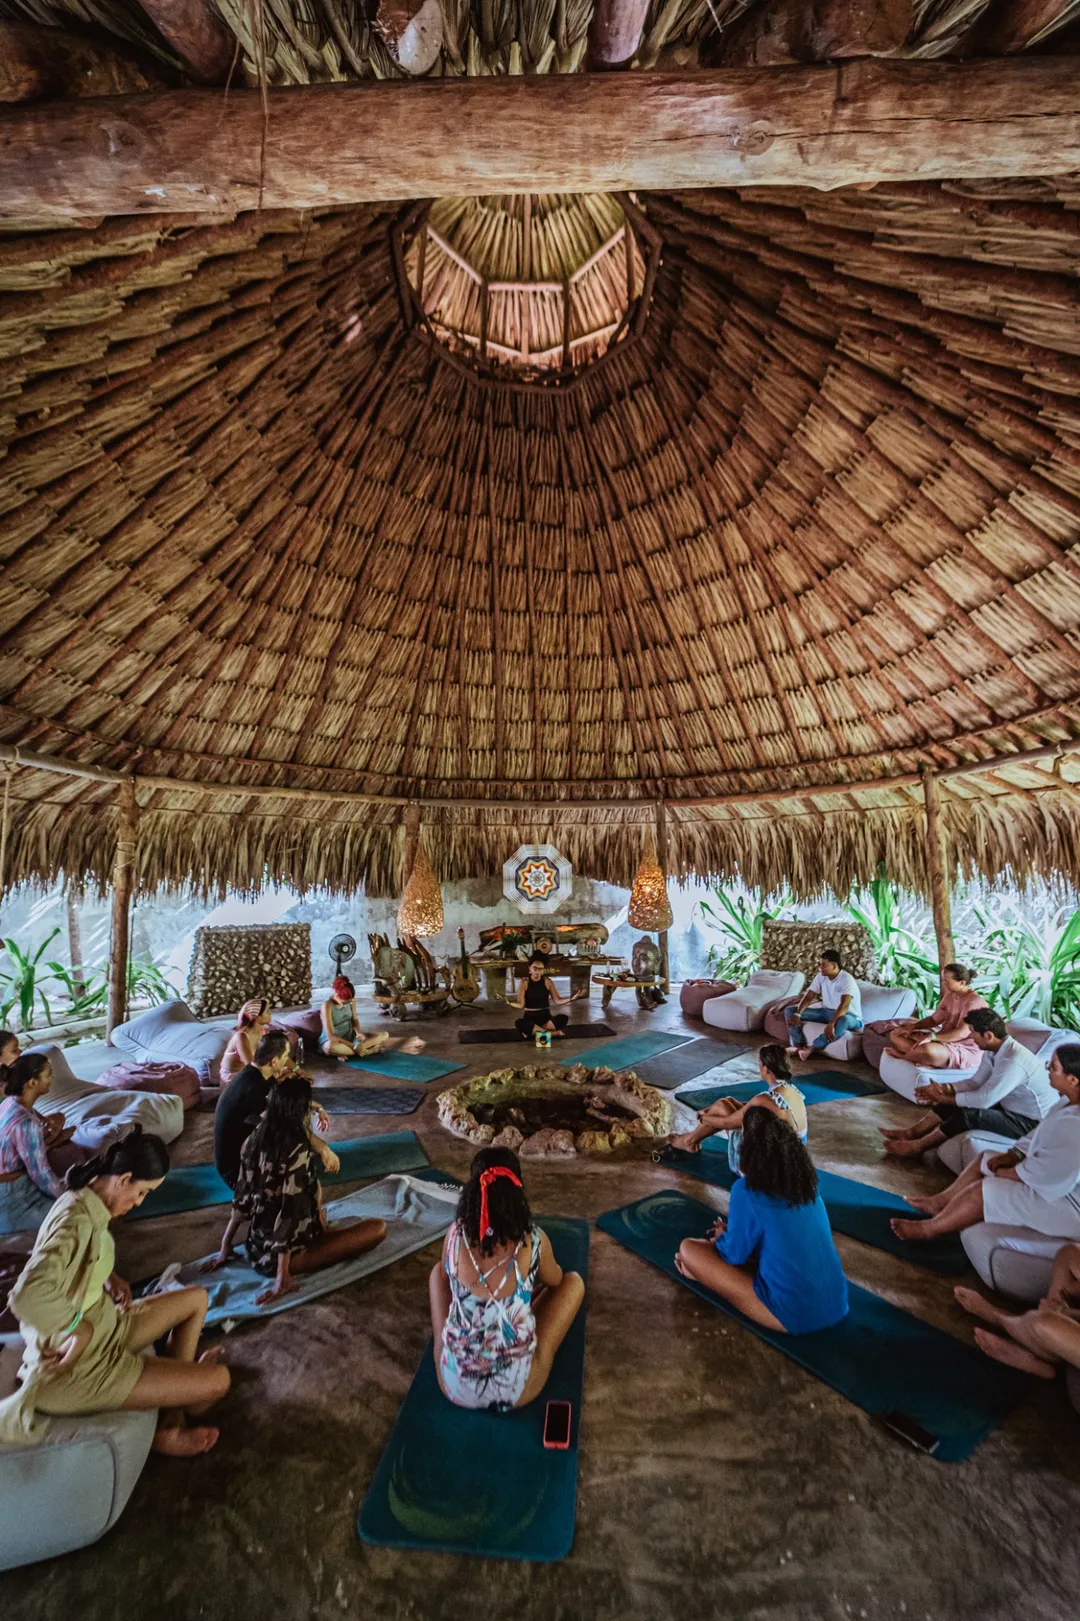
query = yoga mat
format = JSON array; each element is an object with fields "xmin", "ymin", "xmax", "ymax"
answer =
[
  {"xmin": 313, "ymin": 1086, "xmax": 426, "ymax": 1116},
  {"xmin": 676, "ymin": 1071, "xmax": 883, "ymax": 1111},
  {"xmin": 459, "ymin": 1024, "xmax": 615, "ymax": 1044},
  {"xmin": 630, "ymin": 1036, "xmax": 745, "ymax": 1091},
  {"xmin": 562, "ymin": 1030, "xmax": 691, "ymax": 1072},
  {"xmin": 170, "ymin": 1170, "xmax": 463, "ymax": 1328},
  {"xmin": 129, "ymin": 1131, "xmax": 430, "ymax": 1221},
  {"xmin": 346, "ymin": 1052, "xmax": 465, "ymax": 1083},
  {"xmin": 598, "ymin": 1191, "xmax": 1023, "ymax": 1463},
  {"xmin": 659, "ymin": 1143, "xmax": 969, "ymax": 1276},
  {"xmin": 358, "ymin": 1216, "xmax": 590, "ymax": 1562}
]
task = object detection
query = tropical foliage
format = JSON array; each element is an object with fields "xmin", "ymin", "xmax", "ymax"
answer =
[
  {"xmin": 0, "ymin": 938, "xmax": 178, "ymax": 1032},
  {"xmin": 844, "ymin": 868, "xmax": 940, "ymax": 1014},
  {"xmin": 699, "ymin": 889, "xmax": 792, "ymax": 982},
  {"xmin": 960, "ymin": 899, "xmax": 1080, "ymax": 1031}
]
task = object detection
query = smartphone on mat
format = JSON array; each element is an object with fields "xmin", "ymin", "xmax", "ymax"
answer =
[
  {"xmin": 543, "ymin": 1400, "xmax": 572, "ymax": 1450},
  {"xmin": 880, "ymin": 1410, "xmax": 940, "ymax": 1456}
]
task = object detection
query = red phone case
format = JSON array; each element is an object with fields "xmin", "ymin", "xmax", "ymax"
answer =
[{"xmin": 543, "ymin": 1400, "xmax": 572, "ymax": 1450}]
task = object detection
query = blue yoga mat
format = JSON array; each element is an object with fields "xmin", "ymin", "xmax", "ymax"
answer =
[
  {"xmin": 358, "ymin": 1216, "xmax": 590, "ymax": 1562},
  {"xmin": 660, "ymin": 1143, "xmax": 969, "ymax": 1275},
  {"xmin": 598, "ymin": 1191, "xmax": 1022, "ymax": 1463},
  {"xmin": 130, "ymin": 1132, "xmax": 430, "ymax": 1221},
  {"xmin": 346, "ymin": 1052, "xmax": 466, "ymax": 1083},
  {"xmin": 563, "ymin": 1031, "xmax": 691, "ymax": 1072},
  {"xmin": 676, "ymin": 1073, "xmax": 882, "ymax": 1111}
]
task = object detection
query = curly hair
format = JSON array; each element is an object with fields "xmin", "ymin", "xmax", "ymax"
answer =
[
  {"xmin": 738, "ymin": 1105, "xmax": 818, "ymax": 1207},
  {"xmin": 456, "ymin": 1146, "xmax": 533, "ymax": 1257}
]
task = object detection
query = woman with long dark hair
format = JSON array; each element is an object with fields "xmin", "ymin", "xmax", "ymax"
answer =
[
  {"xmin": 1, "ymin": 1130, "xmax": 228, "ymax": 1455},
  {"xmin": 206, "ymin": 1073, "xmax": 386, "ymax": 1306},
  {"xmin": 675, "ymin": 1105, "xmax": 848, "ymax": 1334},
  {"xmin": 429, "ymin": 1146, "xmax": 584, "ymax": 1409},
  {"xmin": 670, "ymin": 1043, "xmax": 808, "ymax": 1164},
  {"xmin": 0, "ymin": 1051, "xmax": 67, "ymax": 1233}
]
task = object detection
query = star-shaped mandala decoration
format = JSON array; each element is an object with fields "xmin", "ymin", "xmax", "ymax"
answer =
[{"xmin": 502, "ymin": 844, "xmax": 573, "ymax": 915}]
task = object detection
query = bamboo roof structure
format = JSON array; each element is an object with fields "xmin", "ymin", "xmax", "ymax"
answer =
[{"xmin": 1, "ymin": 2, "xmax": 1079, "ymax": 901}]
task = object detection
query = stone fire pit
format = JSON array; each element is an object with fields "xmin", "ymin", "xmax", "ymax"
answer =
[{"xmin": 436, "ymin": 1063, "xmax": 675, "ymax": 1157}]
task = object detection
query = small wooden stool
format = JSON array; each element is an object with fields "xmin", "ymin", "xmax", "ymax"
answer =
[{"xmin": 593, "ymin": 975, "xmax": 667, "ymax": 1011}]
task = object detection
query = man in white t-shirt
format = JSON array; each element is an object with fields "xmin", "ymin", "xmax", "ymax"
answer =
[{"xmin": 784, "ymin": 952, "xmax": 863, "ymax": 1059}]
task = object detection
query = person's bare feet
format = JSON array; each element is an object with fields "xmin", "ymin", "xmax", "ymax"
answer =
[
  {"xmin": 905, "ymin": 1192, "xmax": 948, "ymax": 1215},
  {"xmin": 878, "ymin": 1125, "xmax": 914, "ymax": 1141},
  {"xmin": 152, "ymin": 1424, "xmax": 220, "ymax": 1456},
  {"xmin": 198, "ymin": 1345, "xmax": 225, "ymax": 1366},
  {"xmin": 797, "ymin": 1047, "xmax": 813, "ymax": 1061},
  {"xmin": 674, "ymin": 1253, "xmax": 691, "ymax": 1279},
  {"xmin": 883, "ymin": 1136, "xmax": 932, "ymax": 1159},
  {"xmin": 890, "ymin": 1216, "xmax": 934, "ymax": 1241},
  {"xmin": 401, "ymin": 1037, "xmax": 426, "ymax": 1054},
  {"xmin": 669, "ymin": 1132, "xmax": 701, "ymax": 1154},
  {"xmin": 973, "ymin": 1327, "xmax": 1056, "ymax": 1378},
  {"xmin": 953, "ymin": 1286, "xmax": 1005, "ymax": 1327},
  {"xmin": 785, "ymin": 1046, "xmax": 801, "ymax": 1058}
]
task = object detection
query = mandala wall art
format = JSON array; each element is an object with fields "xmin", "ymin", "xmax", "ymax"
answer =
[{"xmin": 502, "ymin": 844, "xmax": 573, "ymax": 915}]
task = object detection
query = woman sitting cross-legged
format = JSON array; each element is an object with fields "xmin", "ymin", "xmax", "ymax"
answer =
[
  {"xmin": 429, "ymin": 1146, "xmax": 585, "ymax": 1410},
  {"xmin": 0, "ymin": 1050, "xmax": 71, "ymax": 1234},
  {"xmin": 670, "ymin": 1043, "xmax": 808, "ymax": 1165},
  {"xmin": 0, "ymin": 1130, "xmax": 228, "ymax": 1456},
  {"xmin": 511, "ymin": 953, "xmax": 586, "ymax": 1041},
  {"xmin": 205, "ymin": 1074, "xmax": 386, "ymax": 1306},
  {"xmin": 219, "ymin": 997, "xmax": 273, "ymax": 1088},
  {"xmin": 675, "ymin": 1105, "xmax": 849, "ymax": 1335},
  {"xmin": 320, "ymin": 976, "xmax": 425, "ymax": 1062},
  {"xmin": 883, "ymin": 962, "xmax": 987, "ymax": 1071},
  {"xmin": 953, "ymin": 1241, "xmax": 1080, "ymax": 1379},
  {"xmin": 890, "ymin": 1044, "xmax": 1080, "ymax": 1244}
]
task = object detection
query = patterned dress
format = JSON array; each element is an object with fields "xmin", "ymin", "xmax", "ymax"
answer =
[
  {"xmin": 438, "ymin": 1224, "xmax": 542, "ymax": 1411},
  {"xmin": 0, "ymin": 1095, "xmax": 64, "ymax": 1234},
  {"xmin": 233, "ymin": 1133, "xmax": 324, "ymax": 1276}
]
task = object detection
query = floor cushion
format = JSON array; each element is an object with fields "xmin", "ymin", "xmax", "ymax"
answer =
[
  {"xmin": 109, "ymin": 1000, "xmax": 229, "ymax": 1088},
  {"xmin": 935, "ymin": 1130, "xmax": 1012, "ymax": 1178},
  {"xmin": 277, "ymin": 1007, "xmax": 323, "ymax": 1044},
  {"xmin": 861, "ymin": 1019, "xmax": 907, "ymax": 1071},
  {"xmin": 92, "ymin": 1060, "xmax": 200, "ymax": 1111},
  {"xmin": 0, "ymin": 1337, "xmax": 156, "ymax": 1571},
  {"xmin": 960, "ymin": 1223, "xmax": 1062, "ymax": 1302},
  {"xmin": 27, "ymin": 1045, "xmax": 185, "ymax": 1149},
  {"xmin": 1006, "ymin": 1017, "xmax": 1077, "ymax": 1062},
  {"xmin": 797, "ymin": 984, "xmax": 916, "ymax": 1064},
  {"xmin": 878, "ymin": 1049, "xmax": 980, "ymax": 1104},
  {"xmin": 701, "ymin": 970, "xmax": 805, "ymax": 1034},
  {"xmin": 679, "ymin": 981, "xmax": 735, "ymax": 1019}
]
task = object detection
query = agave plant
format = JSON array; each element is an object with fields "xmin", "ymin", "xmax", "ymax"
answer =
[
  {"xmin": 0, "ymin": 928, "xmax": 63, "ymax": 1030},
  {"xmin": 698, "ymin": 889, "xmax": 792, "ymax": 982},
  {"xmin": 845, "ymin": 866, "xmax": 940, "ymax": 1012},
  {"xmin": 959, "ymin": 899, "xmax": 1080, "ymax": 1031}
]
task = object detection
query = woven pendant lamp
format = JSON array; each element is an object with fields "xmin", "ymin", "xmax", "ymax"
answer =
[
  {"xmin": 627, "ymin": 829, "xmax": 673, "ymax": 932},
  {"xmin": 397, "ymin": 836, "xmax": 444, "ymax": 937}
]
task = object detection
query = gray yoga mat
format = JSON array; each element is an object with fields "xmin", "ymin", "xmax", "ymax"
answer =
[
  {"xmin": 629, "ymin": 1036, "xmax": 746, "ymax": 1090},
  {"xmin": 313, "ymin": 1086, "xmax": 426, "ymax": 1116}
]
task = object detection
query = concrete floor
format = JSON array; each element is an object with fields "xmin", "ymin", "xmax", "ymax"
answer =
[{"xmin": 4, "ymin": 993, "xmax": 1079, "ymax": 1621}]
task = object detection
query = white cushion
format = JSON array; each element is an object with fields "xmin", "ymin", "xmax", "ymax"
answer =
[
  {"xmin": 960, "ymin": 1223, "xmax": 1063, "ymax": 1302},
  {"xmin": 701, "ymin": 971, "xmax": 805, "ymax": 1033},
  {"xmin": 1006, "ymin": 1018, "xmax": 1077, "ymax": 1063},
  {"xmin": 878, "ymin": 1049, "xmax": 980, "ymax": 1104},
  {"xmin": 798, "ymin": 1021, "xmax": 864, "ymax": 1062},
  {"xmin": 26, "ymin": 1045, "xmax": 185, "ymax": 1147},
  {"xmin": 859, "ymin": 984, "xmax": 917, "ymax": 1023},
  {"xmin": 935, "ymin": 1130, "xmax": 1013, "ymax": 1177},
  {"xmin": 0, "ymin": 1338, "xmax": 156, "ymax": 1570},
  {"xmin": 109, "ymin": 1000, "xmax": 228, "ymax": 1087}
]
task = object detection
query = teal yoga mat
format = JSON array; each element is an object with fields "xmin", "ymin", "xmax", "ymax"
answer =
[
  {"xmin": 346, "ymin": 1052, "xmax": 466, "ymax": 1083},
  {"xmin": 676, "ymin": 1070, "xmax": 884, "ymax": 1111},
  {"xmin": 659, "ymin": 1142, "xmax": 969, "ymax": 1275},
  {"xmin": 358, "ymin": 1216, "xmax": 590, "ymax": 1562},
  {"xmin": 129, "ymin": 1131, "xmax": 430, "ymax": 1221},
  {"xmin": 598, "ymin": 1191, "xmax": 1023, "ymax": 1463},
  {"xmin": 562, "ymin": 1030, "xmax": 691, "ymax": 1072}
]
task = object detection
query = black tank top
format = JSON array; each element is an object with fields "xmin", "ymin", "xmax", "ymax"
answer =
[{"xmin": 524, "ymin": 976, "xmax": 550, "ymax": 1012}]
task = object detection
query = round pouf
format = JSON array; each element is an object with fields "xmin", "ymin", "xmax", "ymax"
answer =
[
  {"xmin": 878, "ymin": 1050, "xmax": 980, "ymax": 1104},
  {"xmin": 679, "ymin": 980, "xmax": 735, "ymax": 1019}
]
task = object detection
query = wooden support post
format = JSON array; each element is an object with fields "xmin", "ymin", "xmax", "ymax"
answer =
[
  {"xmin": 922, "ymin": 768, "xmax": 955, "ymax": 973},
  {"xmin": 106, "ymin": 778, "xmax": 139, "ymax": 1041},
  {"xmin": 656, "ymin": 799, "xmax": 670, "ymax": 994},
  {"xmin": 65, "ymin": 887, "xmax": 86, "ymax": 1002},
  {"xmin": 135, "ymin": 0, "xmax": 235, "ymax": 84},
  {"xmin": 402, "ymin": 801, "xmax": 420, "ymax": 896},
  {"xmin": 588, "ymin": 0, "xmax": 651, "ymax": 68},
  {"xmin": 479, "ymin": 281, "xmax": 489, "ymax": 362},
  {"xmin": 522, "ymin": 193, "xmax": 532, "ymax": 280},
  {"xmin": 561, "ymin": 276, "xmax": 572, "ymax": 371}
]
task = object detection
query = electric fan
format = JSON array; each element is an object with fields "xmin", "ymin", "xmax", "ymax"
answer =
[{"xmin": 329, "ymin": 934, "xmax": 357, "ymax": 977}]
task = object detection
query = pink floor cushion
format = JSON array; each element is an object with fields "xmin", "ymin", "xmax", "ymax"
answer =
[
  {"xmin": 763, "ymin": 996, "xmax": 799, "ymax": 1045},
  {"xmin": 277, "ymin": 1008, "xmax": 323, "ymax": 1044},
  {"xmin": 679, "ymin": 981, "xmax": 735, "ymax": 1019},
  {"xmin": 92, "ymin": 1060, "xmax": 201, "ymax": 1111},
  {"xmin": 861, "ymin": 1020, "xmax": 908, "ymax": 1072}
]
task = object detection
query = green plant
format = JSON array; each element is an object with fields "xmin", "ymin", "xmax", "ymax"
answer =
[
  {"xmin": 127, "ymin": 955, "xmax": 179, "ymax": 1005},
  {"xmin": 0, "ymin": 928, "xmax": 63, "ymax": 1030},
  {"xmin": 45, "ymin": 960, "xmax": 109, "ymax": 1019},
  {"xmin": 845, "ymin": 866, "xmax": 940, "ymax": 1012},
  {"xmin": 698, "ymin": 889, "xmax": 791, "ymax": 982},
  {"xmin": 960, "ymin": 900, "xmax": 1080, "ymax": 1031}
]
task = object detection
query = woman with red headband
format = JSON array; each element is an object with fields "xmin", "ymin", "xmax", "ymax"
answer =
[
  {"xmin": 319, "ymin": 976, "xmax": 425, "ymax": 1063},
  {"xmin": 429, "ymin": 1147, "xmax": 584, "ymax": 1411}
]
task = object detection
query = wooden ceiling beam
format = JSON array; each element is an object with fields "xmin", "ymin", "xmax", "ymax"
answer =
[
  {"xmin": 3, "ymin": 57, "xmax": 1080, "ymax": 220},
  {"xmin": 135, "ymin": 0, "xmax": 235, "ymax": 85},
  {"xmin": 587, "ymin": 0, "xmax": 651, "ymax": 69}
]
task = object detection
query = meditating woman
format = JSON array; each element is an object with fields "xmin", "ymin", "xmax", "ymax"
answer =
[
  {"xmin": 675, "ymin": 1104, "xmax": 849, "ymax": 1335},
  {"xmin": 219, "ymin": 997, "xmax": 273, "ymax": 1088},
  {"xmin": 511, "ymin": 953, "xmax": 585, "ymax": 1040},
  {"xmin": 884, "ymin": 963, "xmax": 987, "ymax": 1070},
  {"xmin": 0, "ymin": 1131, "xmax": 229, "ymax": 1455},
  {"xmin": 320, "ymin": 976, "xmax": 425, "ymax": 1062},
  {"xmin": 0, "ymin": 1052, "xmax": 69, "ymax": 1233},
  {"xmin": 205, "ymin": 1074, "xmax": 387, "ymax": 1307},
  {"xmin": 891, "ymin": 1044, "xmax": 1080, "ymax": 1244},
  {"xmin": 953, "ymin": 1242, "xmax": 1080, "ymax": 1378},
  {"xmin": 429, "ymin": 1145, "xmax": 585, "ymax": 1410},
  {"xmin": 670, "ymin": 1044, "xmax": 808, "ymax": 1167}
]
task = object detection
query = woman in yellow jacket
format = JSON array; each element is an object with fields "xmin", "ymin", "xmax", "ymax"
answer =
[{"xmin": 0, "ymin": 1130, "xmax": 229, "ymax": 1456}]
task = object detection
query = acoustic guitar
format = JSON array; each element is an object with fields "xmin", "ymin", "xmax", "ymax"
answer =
[{"xmin": 452, "ymin": 926, "xmax": 481, "ymax": 1004}]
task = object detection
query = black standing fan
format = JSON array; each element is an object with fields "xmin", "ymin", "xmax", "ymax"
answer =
[{"xmin": 329, "ymin": 934, "xmax": 357, "ymax": 978}]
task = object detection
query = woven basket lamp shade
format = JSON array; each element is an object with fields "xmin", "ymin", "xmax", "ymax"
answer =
[
  {"xmin": 397, "ymin": 837, "xmax": 444, "ymax": 937},
  {"xmin": 627, "ymin": 830, "xmax": 673, "ymax": 933}
]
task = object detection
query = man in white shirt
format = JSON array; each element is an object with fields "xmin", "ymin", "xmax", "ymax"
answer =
[
  {"xmin": 883, "ymin": 1009, "xmax": 1059, "ymax": 1160},
  {"xmin": 784, "ymin": 952, "xmax": 863, "ymax": 1059}
]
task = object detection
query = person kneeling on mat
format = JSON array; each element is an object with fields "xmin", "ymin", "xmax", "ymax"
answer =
[
  {"xmin": 891, "ymin": 1044, "xmax": 1080, "ymax": 1245},
  {"xmin": 204, "ymin": 1075, "xmax": 386, "ymax": 1306},
  {"xmin": 953, "ymin": 1241, "xmax": 1080, "ymax": 1379},
  {"xmin": 429, "ymin": 1146, "xmax": 584, "ymax": 1410},
  {"xmin": 669, "ymin": 1044, "xmax": 808, "ymax": 1170},
  {"xmin": 675, "ymin": 1105, "xmax": 849, "ymax": 1335}
]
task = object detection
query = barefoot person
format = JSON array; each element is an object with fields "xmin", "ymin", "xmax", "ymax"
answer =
[
  {"xmin": 511, "ymin": 953, "xmax": 586, "ymax": 1040},
  {"xmin": 205, "ymin": 1075, "xmax": 386, "ymax": 1307},
  {"xmin": 954, "ymin": 1242, "xmax": 1080, "ymax": 1378},
  {"xmin": 880, "ymin": 1009, "xmax": 1058, "ymax": 1161},
  {"xmin": 890, "ymin": 1044, "xmax": 1080, "ymax": 1245},
  {"xmin": 675, "ymin": 1105, "xmax": 848, "ymax": 1334},
  {"xmin": 883, "ymin": 963, "xmax": 987, "ymax": 1070},
  {"xmin": 784, "ymin": 952, "xmax": 862, "ymax": 1059},
  {"xmin": 0, "ymin": 1131, "xmax": 228, "ymax": 1455},
  {"xmin": 320, "ymin": 976, "xmax": 425, "ymax": 1061},
  {"xmin": 0, "ymin": 1051, "xmax": 68, "ymax": 1233},
  {"xmin": 670, "ymin": 1044, "xmax": 808, "ymax": 1171},
  {"xmin": 429, "ymin": 1146, "xmax": 584, "ymax": 1409}
]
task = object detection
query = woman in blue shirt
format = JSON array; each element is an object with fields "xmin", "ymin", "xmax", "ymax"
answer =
[{"xmin": 675, "ymin": 1104, "xmax": 848, "ymax": 1335}]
